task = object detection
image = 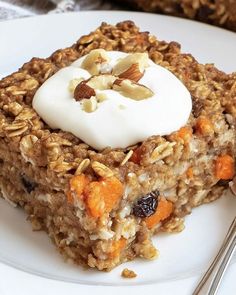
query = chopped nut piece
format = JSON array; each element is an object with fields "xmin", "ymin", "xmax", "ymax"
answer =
[
  {"xmin": 81, "ymin": 49, "xmax": 110, "ymax": 75},
  {"xmin": 118, "ymin": 63, "xmax": 144, "ymax": 82},
  {"xmin": 121, "ymin": 268, "xmax": 137, "ymax": 279},
  {"xmin": 74, "ymin": 82, "xmax": 96, "ymax": 101},
  {"xmin": 87, "ymin": 75, "xmax": 116, "ymax": 90},
  {"xmin": 68, "ymin": 78, "xmax": 84, "ymax": 93},
  {"xmin": 113, "ymin": 79, "xmax": 154, "ymax": 100},
  {"xmin": 113, "ymin": 52, "xmax": 149, "ymax": 76},
  {"xmin": 96, "ymin": 92, "xmax": 107, "ymax": 102},
  {"xmin": 82, "ymin": 97, "xmax": 97, "ymax": 113},
  {"xmin": 100, "ymin": 63, "xmax": 113, "ymax": 74}
]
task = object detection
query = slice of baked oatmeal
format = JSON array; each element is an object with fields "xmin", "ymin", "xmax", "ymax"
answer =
[{"xmin": 0, "ymin": 21, "xmax": 235, "ymax": 270}]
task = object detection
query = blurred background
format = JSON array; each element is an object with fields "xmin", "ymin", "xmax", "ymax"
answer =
[
  {"xmin": 0, "ymin": 0, "xmax": 121, "ymax": 19},
  {"xmin": 0, "ymin": 1, "xmax": 236, "ymax": 31}
]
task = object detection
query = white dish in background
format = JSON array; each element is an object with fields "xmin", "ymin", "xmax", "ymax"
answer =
[{"xmin": 0, "ymin": 11, "xmax": 236, "ymax": 295}]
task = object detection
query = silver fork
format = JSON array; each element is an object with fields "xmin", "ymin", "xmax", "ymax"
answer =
[{"xmin": 193, "ymin": 217, "xmax": 236, "ymax": 295}]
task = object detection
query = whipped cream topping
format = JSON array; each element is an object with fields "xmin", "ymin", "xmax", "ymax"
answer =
[{"xmin": 33, "ymin": 51, "xmax": 192, "ymax": 150}]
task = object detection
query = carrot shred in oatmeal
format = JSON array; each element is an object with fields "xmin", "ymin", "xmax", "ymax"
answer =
[
  {"xmin": 145, "ymin": 198, "xmax": 173, "ymax": 229},
  {"xmin": 195, "ymin": 116, "xmax": 214, "ymax": 136},
  {"xmin": 175, "ymin": 126, "xmax": 192, "ymax": 143},
  {"xmin": 215, "ymin": 155, "xmax": 235, "ymax": 180}
]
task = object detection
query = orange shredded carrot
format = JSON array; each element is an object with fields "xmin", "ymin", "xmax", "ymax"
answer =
[
  {"xmin": 84, "ymin": 181, "xmax": 105, "ymax": 218},
  {"xmin": 67, "ymin": 174, "xmax": 123, "ymax": 217},
  {"xmin": 102, "ymin": 177, "xmax": 124, "ymax": 212},
  {"xmin": 195, "ymin": 116, "xmax": 214, "ymax": 136},
  {"xmin": 84, "ymin": 177, "xmax": 124, "ymax": 218},
  {"xmin": 176, "ymin": 126, "xmax": 192, "ymax": 143},
  {"xmin": 145, "ymin": 198, "xmax": 173, "ymax": 229},
  {"xmin": 186, "ymin": 167, "xmax": 194, "ymax": 179},
  {"xmin": 109, "ymin": 238, "xmax": 126, "ymax": 258},
  {"xmin": 215, "ymin": 155, "xmax": 235, "ymax": 180},
  {"xmin": 69, "ymin": 174, "xmax": 90, "ymax": 199},
  {"xmin": 130, "ymin": 146, "xmax": 142, "ymax": 164}
]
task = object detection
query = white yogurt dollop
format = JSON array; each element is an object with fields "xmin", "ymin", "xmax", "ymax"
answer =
[{"xmin": 33, "ymin": 51, "xmax": 192, "ymax": 150}]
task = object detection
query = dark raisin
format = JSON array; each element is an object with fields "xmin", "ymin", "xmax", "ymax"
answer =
[
  {"xmin": 192, "ymin": 97, "xmax": 204, "ymax": 118},
  {"xmin": 217, "ymin": 179, "xmax": 229, "ymax": 187},
  {"xmin": 21, "ymin": 174, "xmax": 37, "ymax": 193},
  {"xmin": 133, "ymin": 190, "xmax": 159, "ymax": 218}
]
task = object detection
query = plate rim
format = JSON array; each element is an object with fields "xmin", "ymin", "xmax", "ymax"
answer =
[{"xmin": 1, "ymin": 10, "xmax": 236, "ymax": 38}]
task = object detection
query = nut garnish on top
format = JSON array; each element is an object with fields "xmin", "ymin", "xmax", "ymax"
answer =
[
  {"xmin": 118, "ymin": 63, "xmax": 144, "ymax": 82},
  {"xmin": 74, "ymin": 82, "xmax": 96, "ymax": 101},
  {"xmin": 87, "ymin": 75, "xmax": 116, "ymax": 90},
  {"xmin": 72, "ymin": 50, "xmax": 154, "ymax": 112},
  {"xmin": 113, "ymin": 79, "xmax": 154, "ymax": 100},
  {"xmin": 112, "ymin": 52, "xmax": 149, "ymax": 76},
  {"xmin": 81, "ymin": 49, "xmax": 111, "ymax": 75}
]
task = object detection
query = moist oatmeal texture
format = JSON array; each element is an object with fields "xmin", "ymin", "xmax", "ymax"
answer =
[
  {"xmin": 0, "ymin": 21, "xmax": 235, "ymax": 271},
  {"xmin": 117, "ymin": 0, "xmax": 236, "ymax": 32}
]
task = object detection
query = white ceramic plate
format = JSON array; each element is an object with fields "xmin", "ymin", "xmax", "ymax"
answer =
[{"xmin": 0, "ymin": 11, "xmax": 236, "ymax": 294}]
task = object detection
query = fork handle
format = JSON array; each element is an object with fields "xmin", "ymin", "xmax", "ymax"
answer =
[{"xmin": 192, "ymin": 217, "xmax": 236, "ymax": 295}]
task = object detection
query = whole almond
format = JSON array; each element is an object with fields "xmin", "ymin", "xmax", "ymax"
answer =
[
  {"xmin": 74, "ymin": 82, "xmax": 96, "ymax": 101},
  {"xmin": 118, "ymin": 63, "xmax": 144, "ymax": 82}
]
